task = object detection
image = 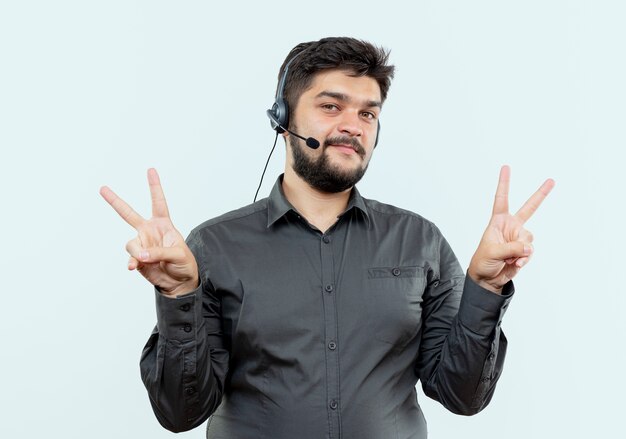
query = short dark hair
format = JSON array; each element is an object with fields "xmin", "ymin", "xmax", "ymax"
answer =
[{"xmin": 277, "ymin": 37, "xmax": 395, "ymax": 125}]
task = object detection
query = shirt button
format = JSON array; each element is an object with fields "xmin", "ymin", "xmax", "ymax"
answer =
[
  {"xmin": 325, "ymin": 284, "xmax": 334, "ymax": 293},
  {"xmin": 183, "ymin": 324, "xmax": 192, "ymax": 333},
  {"xmin": 392, "ymin": 267, "xmax": 401, "ymax": 276},
  {"xmin": 328, "ymin": 341, "xmax": 337, "ymax": 350},
  {"xmin": 322, "ymin": 235, "xmax": 331, "ymax": 244},
  {"xmin": 329, "ymin": 400, "xmax": 338, "ymax": 410},
  {"xmin": 185, "ymin": 386, "xmax": 196, "ymax": 395},
  {"xmin": 179, "ymin": 303, "xmax": 191, "ymax": 312},
  {"xmin": 488, "ymin": 353, "xmax": 495, "ymax": 360}
]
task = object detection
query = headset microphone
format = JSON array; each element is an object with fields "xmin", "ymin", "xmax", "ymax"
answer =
[
  {"xmin": 288, "ymin": 130, "xmax": 320, "ymax": 149},
  {"xmin": 265, "ymin": 109, "xmax": 320, "ymax": 149}
]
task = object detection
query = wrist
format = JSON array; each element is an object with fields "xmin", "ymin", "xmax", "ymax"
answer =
[
  {"xmin": 475, "ymin": 279, "xmax": 503, "ymax": 295},
  {"xmin": 467, "ymin": 269, "xmax": 503, "ymax": 295},
  {"xmin": 160, "ymin": 277, "xmax": 199, "ymax": 298}
]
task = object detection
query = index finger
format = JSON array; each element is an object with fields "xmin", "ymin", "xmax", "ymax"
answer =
[
  {"xmin": 148, "ymin": 168, "xmax": 170, "ymax": 218},
  {"xmin": 515, "ymin": 178, "xmax": 556, "ymax": 224},
  {"xmin": 99, "ymin": 186, "xmax": 145, "ymax": 229},
  {"xmin": 492, "ymin": 165, "xmax": 511, "ymax": 215}
]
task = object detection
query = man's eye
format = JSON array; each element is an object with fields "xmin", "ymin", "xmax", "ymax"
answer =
[
  {"xmin": 362, "ymin": 112, "xmax": 376, "ymax": 120},
  {"xmin": 322, "ymin": 104, "xmax": 339, "ymax": 111}
]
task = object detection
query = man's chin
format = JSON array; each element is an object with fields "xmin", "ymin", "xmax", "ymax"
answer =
[
  {"xmin": 290, "ymin": 136, "xmax": 368, "ymax": 192},
  {"xmin": 318, "ymin": 168, "xmax": 368, "ymax": 193},
  {"xmin": 324, "ymin": 153, "xmax": 365, "ymax": 173},
  {"xmin": 321, "ymin": 159, "xmax": 364, "ymax": 179}
]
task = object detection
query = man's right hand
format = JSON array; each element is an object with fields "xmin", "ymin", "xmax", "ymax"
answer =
[{"xmin": 100, "ymin": 168, "xmax": 199, "ymax": 298}]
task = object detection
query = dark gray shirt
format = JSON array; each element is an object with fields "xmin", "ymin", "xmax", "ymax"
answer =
[{"xmin": 140, "ymin": 175, "xmax": 513, "ymax": 439}]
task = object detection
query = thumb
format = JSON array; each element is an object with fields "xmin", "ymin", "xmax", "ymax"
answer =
[{"xmin": 489, "ymin": 241, "xmax": 533, "ymax": 261}]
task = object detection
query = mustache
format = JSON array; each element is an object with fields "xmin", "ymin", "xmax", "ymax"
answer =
[{"xmin": 323, "ymin": 136, "xmax": 365, "ymax": 156}]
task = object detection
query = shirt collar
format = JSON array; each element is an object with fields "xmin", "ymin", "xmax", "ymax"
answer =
[{"xmin": 266, "ymin": 174, "xmax": 370, "ymax": 229}]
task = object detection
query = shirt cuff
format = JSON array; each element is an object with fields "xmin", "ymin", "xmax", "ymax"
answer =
[
  {"xmin": 457, "ymin": 274, "xmax": 514, "ymax": 336},
  {"xmin": 154, "ymin": 282, "xmax": 203, "ymax": 342}
]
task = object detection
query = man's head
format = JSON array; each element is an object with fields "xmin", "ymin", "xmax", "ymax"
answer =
[
  {"xmin": 277, "ymin": 37, "xmax": 395, "ymax": 127},
  {"xmin": 276, "ymin": 37, "xmax": 395, "ymax": 193}
]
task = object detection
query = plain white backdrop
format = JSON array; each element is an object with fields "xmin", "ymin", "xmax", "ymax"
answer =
[{"xmin": 1, "ymin": 1, "xmax": 624, "ymax": 437}]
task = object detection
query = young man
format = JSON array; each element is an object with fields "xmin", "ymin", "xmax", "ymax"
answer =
[{"xmin": 100, "ymin": 37, "xmax": 554, "ymax": 438}]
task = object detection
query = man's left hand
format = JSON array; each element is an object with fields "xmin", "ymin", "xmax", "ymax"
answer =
[{"xmin": 468, "ymin": 165, "xmax": 555, "ymax": 294}]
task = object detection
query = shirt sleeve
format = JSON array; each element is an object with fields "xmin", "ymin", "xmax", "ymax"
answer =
[
  {"xmin": 415, "ymin": 229, "xmax": 514, "ymax": 415},
  {"xmin": 139, "ymin": 230, "xmax": 230, "ymax": 432}
]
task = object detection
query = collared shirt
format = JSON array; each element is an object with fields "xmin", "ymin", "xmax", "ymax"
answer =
[{"xmin": 140, "ymin": 175, "xmax": 513, "ymax": 439}]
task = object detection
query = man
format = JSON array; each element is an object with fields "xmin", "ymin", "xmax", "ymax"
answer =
[{"xmin": 100, "ymin": 37, "xmax": 554, "ymax": 438}]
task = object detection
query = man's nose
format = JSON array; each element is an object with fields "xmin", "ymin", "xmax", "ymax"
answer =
[{"xmin": 337, "ymin": 111, "xmax": 364, "ymax": 138}]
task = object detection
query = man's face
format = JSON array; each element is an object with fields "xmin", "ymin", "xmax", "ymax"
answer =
[{"xmin": 287, "ymin": 69, "xmax": 382, "ymax": 193}]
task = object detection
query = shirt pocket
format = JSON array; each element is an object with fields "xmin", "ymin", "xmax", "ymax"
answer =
[{"xmin": 365, "ymin": 266, "xmax": 426, "ymax": 350}]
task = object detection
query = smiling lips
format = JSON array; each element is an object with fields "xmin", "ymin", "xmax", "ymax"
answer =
[
  {"xmin": 329, "ymin": 144, "xmax": 358, "ymax": 154},
  {"xmin": 323, "ymin": 136, "xmax": 365, "ymax": 156}
]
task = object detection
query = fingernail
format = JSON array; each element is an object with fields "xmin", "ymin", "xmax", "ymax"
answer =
[
  {"xmin": 524, "ymin": 246, "xmax": 531, "ymax": 255},
  {"xmin": 140, "ymin": 251, "xmax": 149, "ymax": 261},
  {"xmin": 517, "ymin": 259, "xmax": 526, "ymax": 267}
]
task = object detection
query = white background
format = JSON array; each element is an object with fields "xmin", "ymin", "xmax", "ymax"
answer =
[{"xmin": 1, "ymin": 1, "xmax": 624, "ymax": 437}]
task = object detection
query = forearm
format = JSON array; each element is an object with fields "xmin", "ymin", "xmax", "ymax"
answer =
[
  {"xmin": 140, "ymin": 283, "xmax": 228, "ymax": 432},
  {"xmin": 418, "ymin": 275, "xmax": 513, "ymax": 415}
]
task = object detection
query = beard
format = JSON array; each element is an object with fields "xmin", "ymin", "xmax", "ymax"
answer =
[{"xmin": 289, "ymin": 129, "xmax": 369, "ymax": 193}]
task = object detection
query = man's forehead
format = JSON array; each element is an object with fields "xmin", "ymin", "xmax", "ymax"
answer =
[{"xmin": 303, "ymin": 69, "xmax": 382, "ymax": 104}]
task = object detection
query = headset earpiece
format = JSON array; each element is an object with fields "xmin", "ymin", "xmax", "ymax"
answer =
[
  {"xmin": 268, "ymin": 51, "xmax": 299, "ymax": 134},
  {"xmin": 268, "ymin": 101, "xmax": 288, "ymax": 134}
]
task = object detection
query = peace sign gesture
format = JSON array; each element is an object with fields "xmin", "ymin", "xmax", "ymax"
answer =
[
  {"xmin": 100, "ymin": 168, "xmax": 199, "ymax": 297},
  {"xmin": 467, "ymin": 166, "xmax": 555, "ymax": 294}
]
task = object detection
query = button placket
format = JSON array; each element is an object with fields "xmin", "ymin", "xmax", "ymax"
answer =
[{"xmin": 320, "ymin": 231, "xmax": 340, "ymax": 436}]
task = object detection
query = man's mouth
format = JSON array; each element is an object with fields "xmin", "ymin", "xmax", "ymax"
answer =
[
  {"xmin": 323, "ymin": 136, "xmax": 365, "ymax": 157},
  {"xmin": 329, "ymin": 143, "xmax": 358, "ymax": 154}
]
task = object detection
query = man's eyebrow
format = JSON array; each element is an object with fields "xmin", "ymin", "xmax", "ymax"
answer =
[{"xmin": 315, "ymin": 91, "xmax": 382, "ymax": 108}]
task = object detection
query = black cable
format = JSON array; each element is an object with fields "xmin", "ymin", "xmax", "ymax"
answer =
[{"xmin": 254, "ymin": 131, "xmax": 280, "ymax": 203}]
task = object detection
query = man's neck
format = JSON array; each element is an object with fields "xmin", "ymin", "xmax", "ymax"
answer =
[{"xmin": 282, "ymin": 167, "xmax": 352, "ymax": 234}]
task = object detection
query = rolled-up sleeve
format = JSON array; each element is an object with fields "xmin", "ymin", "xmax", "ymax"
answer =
[
  {"xmin": 415, "ymin": 231, "xmax": 514, "ymax": 415},
  {"xmin": 139, "ymin": 230, "xmax": 230, "ymax": 432}
]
